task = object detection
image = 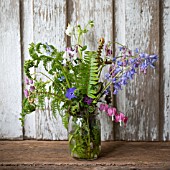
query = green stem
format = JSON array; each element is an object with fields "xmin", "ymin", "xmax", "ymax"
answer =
[
  {"xmin": 86, "ymin": 116, "xmax": 91, "ymax": 159},
  {"xmin": 61, "ymin": 66, "xmax": 71, "ymax": 88},
  {"xmin": 31, "ymin": 72, "xmax": 53, "ymax": 82}
]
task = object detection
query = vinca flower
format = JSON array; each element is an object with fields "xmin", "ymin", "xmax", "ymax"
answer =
[
  {"xmin": 65, "ymin": 87, "xmax": 77, "ymax": 100},
  {"xmin": 83, "ymin": 96, "xmax": 93, "ymax": 105}
]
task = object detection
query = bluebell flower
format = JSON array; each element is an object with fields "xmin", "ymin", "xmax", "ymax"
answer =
[
  {"xmin": 113, "ymin": 89, "xmax": 118, "ymax": 95},
  {"xmin": 135, "ymin": 48, "xmax": 139, "ymax": 53},
  {"xmin": 112, "ymin": 57, "xmax": 116, "ymax": 62},
  {"xmin": 114, "ymin": 82, "xmax": 122, "ymax": 90},
  {"xmin": 117, "ymin": 60, "xmax": 123, "ymax": 66},
  {"xmin": 119, "ymin": 46, "xmax": 123, "ymax": 51},
  {"xmin": 105, "ymin": 73, "xmax": 110, "ymax": 80},
  {"xmin": 121, "ymin": 74, "xmax": 128, "ymax": 85},
  {"xmin": 112, "ymin": 77, "xmax": 117, "ymax": 83},
  {"xmin": 114, "ymin": 67, "xmax": 122, "ymax": 74}
]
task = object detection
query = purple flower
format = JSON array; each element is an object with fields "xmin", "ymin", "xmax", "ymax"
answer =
[
  {"xmin": 105, "ymin": 73, "xmax": 110, "ymax": 80},
  {"xmin": 104, "ymin": 89, "xmax": 109, "ymax": 95},
  {"xmin": 99, "ymin": 104, "xmax": 105, "ymax": 111},
  {"xmin": 112, "ymin": 57, "xmax": 116, "ymax": 62},
  {"xmin": 105, "ymin": 44, "xmax": 112, "ymax": 56},
  {"xmin": 25, "ymin": 78, "xmax": 29, "ymax": 85},
  {"xmin": 65, "ymin": 87, "xmax": 77, "ymax": 100},
  {"xmin": 117, "ymin": 60, "xmax": 123, "ymax": 66},
  {"xmin": 30, "ymin": 86, "xmax": 35, "ymax": 92},
  {"xmin": 83, "ymin": 96, "xmax": 93, "ymax": 105},
  {"xmin": 24, "ymin": 89, "xmax": 29, "ymax": 98},
  {"xmin": 135, "ymin": 48, "xmax": 139, "ymax": 53},
  {"xmin": 30, "ymin": 79, "xmax": 33, "ymax": 84},
  {"xmin": 121, "ymin": 74, "xmax": 128, "ymax": 85},
  {"xmin": 114, "ymin": 67, "xmax": 122, "ymax": 74},
  {"xmin": 119, "ymin": 46, "xmax": 123, "ymax": 51},
  {"xmin": 113, "ymin": 82, "xmax": 122, "ymax": 95},
  {"xmin": 112, "ymin": 77, "xmax": 117, "ymax": 83}
]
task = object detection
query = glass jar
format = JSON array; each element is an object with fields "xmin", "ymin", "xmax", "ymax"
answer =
[{"xmin": 68, "ymin": 112, "xmax": 101, "ymax": 160}]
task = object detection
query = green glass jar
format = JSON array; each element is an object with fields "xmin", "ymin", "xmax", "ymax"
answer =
[{"xmin": 68, "ymin": 112, "xmax": 101, "ymax": 160}]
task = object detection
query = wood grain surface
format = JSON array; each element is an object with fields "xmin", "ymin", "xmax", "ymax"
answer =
[{"xmin": 0, "ymin": 0, "xmax": 22, "ymax": 139}]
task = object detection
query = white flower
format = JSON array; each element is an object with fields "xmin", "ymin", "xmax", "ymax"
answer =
[
  {"xmin": 71, "ymin": 60, "xmax": 77, "ymax": 67},
  {"xmin": 65, "ymin": 24, "xmax": 74, "ymax": 36},
  {"xmin": 62, "ymin": 59, "xmax": 67, "ymax": 66},
  {"xmin": 63, "ymin": 51, "xmax": 70, "ymax": 61},
  {"xmin": 70, "ymin": 70, "xmax": 74, "ymax": 74}
]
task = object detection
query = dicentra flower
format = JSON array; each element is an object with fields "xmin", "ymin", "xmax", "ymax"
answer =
[
  {"xmin": 115, "ymin": 112, "xmax": 128, "ymax": 127},
  {"xmin": 65, "ymin": 87, "xmax": 77, "ymax": 100}
]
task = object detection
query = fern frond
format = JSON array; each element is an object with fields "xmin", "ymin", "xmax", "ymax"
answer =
[{"xmin": 76, "ymin": 51, "xmax": 101, "ymax": 99}]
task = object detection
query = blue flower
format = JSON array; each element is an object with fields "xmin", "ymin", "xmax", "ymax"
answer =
[
  {"xmin": 112, "ymin": 77, "xmax": 117, "ymax": 83},
  {"xmin": 112, "ymin": 57, "xmax": 116, "ymax": 62},
  {"xmin": 135, "ymin": 48, "xmax": 139, "ymax": 53},
  {"xmin": 65, "ymin": 87, "xmax": 77, "ymax": 100},
  {"xmin": 58, "ymin": 76, "xmax": 65, "ymax": 82},
  {"xmin": 45, "ymin": 42, "xmax": 53, "ymax": 55},
  {"xmin": 105, "ymin": 73, "xmax": 110, "ymax": 80},
  {"xmin": 119, "ymin": 46, "xmax": 123, "ymax": 51},
  {"xmin": 121, "ymin": 74, "xmax": 128, "ymax": 85},
  {"xmin": 117, "ymin": 60, "xmax": 123, "ymax": 66},
  {"xmin": 114, "ymin": 67, "xmax": 122, "ymax": 74}
]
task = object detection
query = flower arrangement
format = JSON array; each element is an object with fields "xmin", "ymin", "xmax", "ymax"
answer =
[{"xmin": 21, "ymin": 21, "xmax": 158, "ymax": 159}]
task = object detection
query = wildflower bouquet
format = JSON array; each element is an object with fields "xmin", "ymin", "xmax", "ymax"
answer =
[{"xmin": 21, "ymin": 21, "xmax": 158, "ymax": 160}]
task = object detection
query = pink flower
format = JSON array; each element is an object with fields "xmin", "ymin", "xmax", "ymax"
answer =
[
  {"xmin": 107, "ymin": 107, "xmax": 117, "ymax": 117},
  {"xmin": 25, "ymin": 78, "xmax": 29, "ymax": 85},
  {"xmin": 99, "ymin": 104, "xmax": 108, "ymax": 112},
  {"xmin": 99, "ymin": 104, "xmax": 105, "ymax": 111},
  {"xmin": 103, "ymin": 104, "xmax": 108, "ymax": 112},
  {"xmin": 24, "ymin": 89, "xmax": 29, "ymax": 98},
  {"xmin": 107, "ymin": 108, "xmax": 113, "ymax": 116},
  {"xmin": 123, "ymin": 116, "xmax": 128, "ymax": 127},
  {"xmin": 115, "ymin": 112, "xmax": 128, "ymax": 127},
  {"xmin": 30, "ymin": 79, "xmax": 33, "ymax": 84},
  {"xmin": 30, "ymin": 86, "xmax": 35, "ymax": 92}
]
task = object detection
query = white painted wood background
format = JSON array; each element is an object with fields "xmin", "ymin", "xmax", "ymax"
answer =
[{"xmin": 0, "ymin": 0, "xmax": 169, "ymax": 141}]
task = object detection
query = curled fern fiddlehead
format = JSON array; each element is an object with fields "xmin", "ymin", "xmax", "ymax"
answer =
[{"xmin": 97, "ymin": 38, "xmax": 105, "ymax": 66}]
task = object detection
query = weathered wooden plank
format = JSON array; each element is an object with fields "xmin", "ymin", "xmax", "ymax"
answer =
[
  {"xmin": 162, "ymin": 0, "xmax": 170, "ymax": 141},
  {"xmin": 0, "ymin": 0, "xmax": 23, "ymax": 139},
  {"xmin": 115, "ymin": 0, "xmax": 160, "ymax": 141},
  {"xmin": 20, "ymin": 0, "xmax": 36, "ymax": 139},
  {"xmin": 33, "ymin": 0, "xmax": 67, "ymax": 140},
  {"xmin": 68, "ymin": 0, "xmax": 114, "ymax": 141}
]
